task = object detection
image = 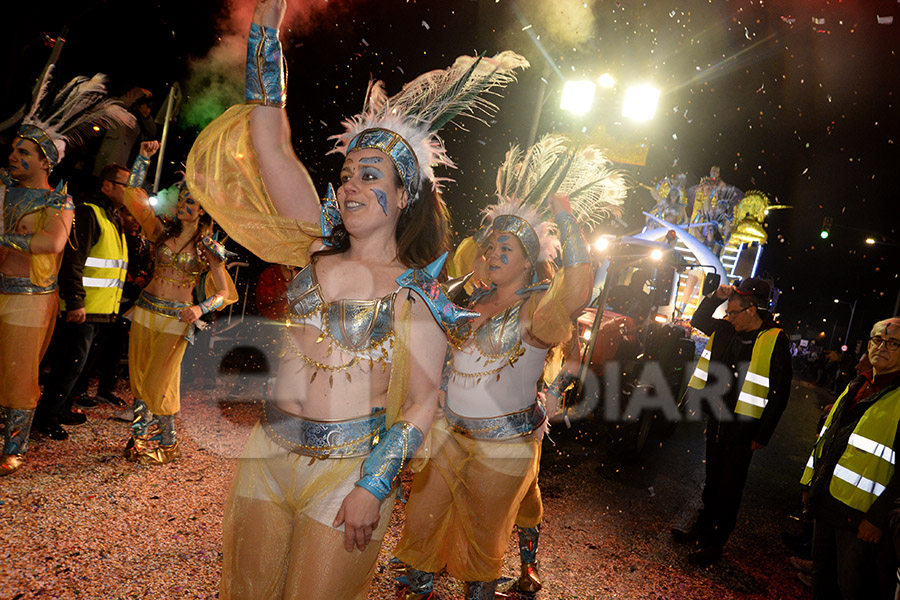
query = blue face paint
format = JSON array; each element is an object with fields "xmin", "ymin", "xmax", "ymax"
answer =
[
  {"xmin": 185, "ymin": 206, "xmax": 193, "ymax": 216},
  {"xmin": 359, "ymin": 157, "xmax": 384, "ymax": 164},
  {"xmin": 20, "ymin": 159, "xmax": 30, "ymax": 171},
  {"xmin": 497, "ymin": 235, "xmax": 510, "ymax": 243},
  {"xmin": 500, "ymin": 254, "xmax": 509, "ymax": 264},
  {"xmin": 373, "ymin": 188, "xmax": 389, "ymax": 215}
]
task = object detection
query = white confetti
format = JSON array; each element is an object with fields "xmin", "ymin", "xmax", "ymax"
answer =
[{"xmin": 421, "ymin": 20, "xmax": 430, "ymax": 30}]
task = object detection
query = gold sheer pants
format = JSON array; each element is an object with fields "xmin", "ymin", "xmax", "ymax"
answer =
[
  {"xmin": 0, "ymin": 292, "xmax": 57, "ymax": 410},
  {"xmin": 395, "ymin": 419, "xmax": 541, "ymax": 582},
  {"xmin": 221, "ymin": 424, "xmax": 393, "ymax": 600},
  {"xmin": 128, "ymin": 305, "xmax": 189, "ymax": 415}
]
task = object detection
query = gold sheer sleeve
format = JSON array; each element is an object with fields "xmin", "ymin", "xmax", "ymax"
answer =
[
  {"xmin": 526, "ymin": 262, "xmax": 592, "ymax": 347},
  {"xmin": 186, "ymin": 104, "xmax": 321, "ymax": 268}
]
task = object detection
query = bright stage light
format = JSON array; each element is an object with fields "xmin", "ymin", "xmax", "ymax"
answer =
[
  {"xmin": 593, "ymin": 237, "xmax": 610, "ymax": 252},
  {"xmin": 865, "ymin": 237, "xmax": 876, "ymax": 245},
  {"xmin": 560, "ymin": 80, "xmax": 596, "ymax": 115},
  {"xmin": 650, "ymin": 248, "xmax": 664, "ymax": 261},
  {"xmin": 148, "ymin": 196, "xmax": 159, "ymax": 206},
  {"xmin": 598, "ymin": 73, "xmax": 615, "ymax": 88},
  {"xmin": 622, "ymin": 84, "xmax": 660, "ymax": 121}
]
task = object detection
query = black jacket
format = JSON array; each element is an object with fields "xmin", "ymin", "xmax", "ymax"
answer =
[
  {"xmin": 690, "ymin": 294, "xmax": 793, "ymax": 446},
  {"xmin": 58, "ymin": 191, "xmax": 124, "ymax": 318}
]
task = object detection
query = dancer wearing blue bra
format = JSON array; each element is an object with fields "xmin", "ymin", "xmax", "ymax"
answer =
[{"xmin": 185, "ymin": 1, "xmax": 527, "ymax": 598}]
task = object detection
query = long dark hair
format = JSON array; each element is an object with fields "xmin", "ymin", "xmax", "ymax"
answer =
[{"xmin": 314, "ymin": 173, "xmax": 452, "ymax": 269}]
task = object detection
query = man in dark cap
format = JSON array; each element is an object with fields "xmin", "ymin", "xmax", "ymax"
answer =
[{"xmin": 672, "ymin": 277, "xmax": 793, "ymax": 565}]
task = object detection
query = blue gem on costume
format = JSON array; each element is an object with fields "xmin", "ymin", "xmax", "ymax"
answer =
[
  {"xmin": 395, "ymin": 252, "xmax": 479, "ymax": 333},
  {"xmin": 319, "ymin": 183, "xmax": 342, "ymax": 246}
]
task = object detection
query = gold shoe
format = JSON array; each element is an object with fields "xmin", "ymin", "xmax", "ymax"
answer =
[
  {"xmin": 516, "ymin": 562, "xmax": 542, "ymax": 593},
  {"xmin": 124, "ymin": 424, "xmax": 161, "ymax": 462},
  {"xmin": 0, "ymin": 453, "xmax": 25, "ymax": 476},
  {"xmin": 404, "ymin": 593, "xmax": 432, "ymax": 600},
  {"xmin": 138, "ymin": 442, "xmax": 182, "ymax": 466}
]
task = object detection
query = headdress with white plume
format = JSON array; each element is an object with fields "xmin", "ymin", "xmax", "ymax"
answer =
[
  {"xmin": 329, "ymin": 52, "xmax": 529, "ymax": 204},
  {"xmin": 482, "ymin": 134, "xmax": 628, "ymax": 265},
  {"xmin": 17, "ymin": 68, "xmax": 136, "ymax": 169}
]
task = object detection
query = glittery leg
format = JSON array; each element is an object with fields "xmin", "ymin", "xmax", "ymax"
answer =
[
  {"xmin": 517, "ymin": 524, "xmax": 543, "ymax": 592},
  {"xmin": 0, "ymin": 407, "xmax": 34, "ymax": 476}
]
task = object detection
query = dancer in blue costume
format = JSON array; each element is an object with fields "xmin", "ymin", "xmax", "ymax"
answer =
[
  {"xmin": 0, "ymin": 73, "xmax": 133, "ymax": 475},
  {"xmin": 186, "ymin": 1, "xmax": 528, "ymax": 597}
]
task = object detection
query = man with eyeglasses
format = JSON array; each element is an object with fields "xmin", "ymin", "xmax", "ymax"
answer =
[
  {"xmin": 34, "ymin": 146, "xmax": 157, "ymax": 439},
  {"xmin": 801, "ymin": 317, "xmax": 900, "ymax": 600},
  {"xmin": 673, "ymin": 277, "xmax": 792, "ymax": 566}
]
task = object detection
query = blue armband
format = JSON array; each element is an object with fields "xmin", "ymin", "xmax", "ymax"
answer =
[
  {"xmin": 128, "ymin": 154, "xmax": 151, "ymax": 188},
  {"xmin": 246, "ymin": 22, "xmax": 286, "ymax": 107},
  {"xmin": 355, "ymin": 421, "xmax": 424, "ymax": 501},
  {"xmin": 199, "ymin": 293, "xmax": 225, "ymax": 315},
  {"xmin": 554, "ymin": 212, "xmax": 590, "ymax": 267},
  {"xmin": 0, "ymin": 233, "xmax": 33, "ymax": 253}
]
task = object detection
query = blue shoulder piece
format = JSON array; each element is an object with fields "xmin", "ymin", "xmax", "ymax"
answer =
[
  {"xmin": 320, "ymin": 183, "xmax": 342, "ymax": 246},
  {"xmin": 395, "ymin": 252, "xmax": 479, "ymax": 334},
  {"xmin": 201, "ymin": 232, "xmax": 238, "ymax": 263}
]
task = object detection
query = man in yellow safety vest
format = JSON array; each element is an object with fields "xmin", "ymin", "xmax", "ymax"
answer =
[
  {"xmin": 673, "ymin": 277, "xmax": 792, "ymax": 566},
  {"xmin": 801, "ymin": 317, "xmax": 900, "ymax": 599},
  {"xmin": 33, "ymin": 158, "xmax": 148, "ymax": 440}
]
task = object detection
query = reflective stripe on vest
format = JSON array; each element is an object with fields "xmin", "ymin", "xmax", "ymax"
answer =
[
  {"xmin": 688, "ymin": 328, "xmax": 782, "ymax": 420},
  {"xmin": 60, "ymin": 203, "xmax": 127, "ymax": 314},
  {"xmin": 733, "ymin": 329, "xmax": 780, "ymax": 419},
  {"xmin": 688, "ymin": 335, "xmax": 714, "ymax": 389},
  {"xmin": 800, "ymin": 383, "xmax": 900, "ymax": 512}
]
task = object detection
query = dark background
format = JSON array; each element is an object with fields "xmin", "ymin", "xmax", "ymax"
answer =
[{"xmin": 3, "ymin": 0, "xmax": 899, "ymax": 346}]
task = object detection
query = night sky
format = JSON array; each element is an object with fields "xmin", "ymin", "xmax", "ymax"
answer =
[{"xmin": 3, "ymin": 0, "xmax": 899, "ymax": 345}]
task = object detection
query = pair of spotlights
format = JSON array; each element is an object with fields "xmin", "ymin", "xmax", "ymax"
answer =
[{"xmin": 560, "ymin": 77, "xmax": 660, "ymax": 122}]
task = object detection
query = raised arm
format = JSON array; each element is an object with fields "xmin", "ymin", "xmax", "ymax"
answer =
[
  {"xmin": 247, "ymin": 0, "xmax": 320, "ymax": 223},
  {"xmin": 526, "ymin": 195, "xmax": 593, "ymax": 348}
]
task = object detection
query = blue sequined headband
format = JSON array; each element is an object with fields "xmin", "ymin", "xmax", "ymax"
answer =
[
  {"xmin": 16, "ymin": 124, "xmax": 59, "ymax": 168},
  {"xmin": 491, "ymin": 214, "xmax": 540, "ymax": 265},
  {"xmin": 347, "ymin": 128, "xmax": 420, "ymax": 200}
]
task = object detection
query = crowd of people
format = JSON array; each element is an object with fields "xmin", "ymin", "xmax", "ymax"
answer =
[{"xmin": 3, "ymin": 1, "xmax": 900, "ymax": 599}]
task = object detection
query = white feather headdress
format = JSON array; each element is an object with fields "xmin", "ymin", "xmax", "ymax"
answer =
[
  {"xmin": 329, "ymin": 52, "xmax": 529, "ymax": 203},
  {"xmin": 483, "ymin": 134, "xmax": 628, "ymax": 264},
  {"xmin": 18, "ymin": 67, "xmax": 136, "ymax": 168}
]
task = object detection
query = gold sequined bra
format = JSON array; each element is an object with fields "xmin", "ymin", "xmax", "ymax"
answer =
[
  {"xmin": 284, "ymin": 262, "xmax": 396, "ymax": 386},
  {"xmin": 449, "ymin": 300, "xmax": 526, "ymax": 382},
  {"xmin": 154, "ymin": 243, "xmax": 204, "ymax": 289}
]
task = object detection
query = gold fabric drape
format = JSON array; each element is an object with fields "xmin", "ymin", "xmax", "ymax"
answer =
[{"xmin": 185, "ymin": 104, "xmax": 322, "ymax": 267}]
